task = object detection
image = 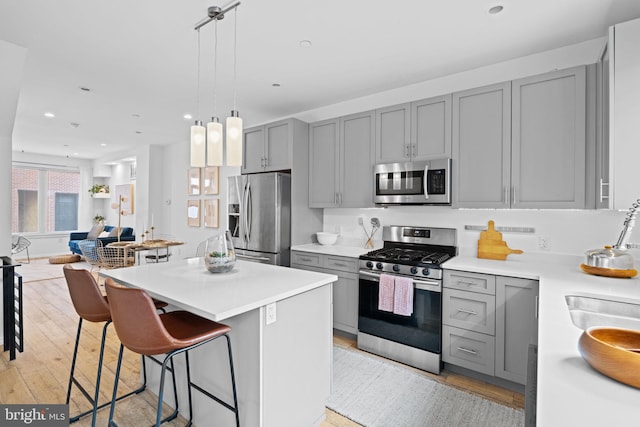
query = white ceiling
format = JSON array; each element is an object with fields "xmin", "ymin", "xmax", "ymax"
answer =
[{"xmin": 2, "ymin": 0, "xmax": 640, "ymax": 160}]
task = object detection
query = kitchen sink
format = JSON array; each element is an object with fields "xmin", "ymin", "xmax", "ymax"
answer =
[{"xmin": 566, "ymin": 293, "xmax": 640, "ymax": 330}]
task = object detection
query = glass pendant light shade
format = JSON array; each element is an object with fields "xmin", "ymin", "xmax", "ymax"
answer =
[
  {"xmin": 226, "ymin": 110, "xmax": 243, "ymax": 166},
  {"xmin": 190, "ymin": 120, "xmax": 206, "ymax": 167},
  {"xmin": 207, "ymin": 118, "xmax": 223, "ymax": 166}
]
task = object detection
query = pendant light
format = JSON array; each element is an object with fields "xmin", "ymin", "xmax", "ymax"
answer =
[
  {"xmin": 225, "ymin": 7, "xmax": 243, "ymax": 167},
  {"xmin": 190, "ymin": 29, "xmax": 206, "ymax": 167},
  {"xmin": 207, "ymin": 19, "xmax": 223, "ymax": 166}
]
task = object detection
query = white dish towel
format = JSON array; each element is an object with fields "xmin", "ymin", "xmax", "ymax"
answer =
[
  {"xmin": 393, "ymin": 276, "xmax": 414, "ymax": 316},
  {"xmin": 378, "ymin": 274, "xmax": 395, "ymax": 312}
]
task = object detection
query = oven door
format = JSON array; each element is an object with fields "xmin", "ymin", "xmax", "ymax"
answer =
[{"xmin": 358, "ymin": 270, "xmax": 442, "ymax": 353}]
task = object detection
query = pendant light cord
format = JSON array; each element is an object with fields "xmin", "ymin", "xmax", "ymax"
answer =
[
  {"xmin": 213, "ymin": 20, "xmax": 218, "ymax": 117},
  {"xmin": 196, "ymin": 28, "xmax": 202, "ymax": 121},
  {"xmin": 232, "ymin": 7, "xmax": 238, "ymax": 110}
]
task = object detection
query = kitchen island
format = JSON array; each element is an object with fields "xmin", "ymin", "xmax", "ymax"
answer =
[
  {"xmin": 444, "ymin": 253, "xmax": 640, "ymax": 426},
  {"xmin": 100, "ymin": 258, "xmax": 338, "ymax": 427}
]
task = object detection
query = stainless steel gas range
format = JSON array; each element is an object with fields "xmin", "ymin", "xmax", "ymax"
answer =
[{"xmin": 357, "ymin": 225, "xmax": 457, "ymax": 374}]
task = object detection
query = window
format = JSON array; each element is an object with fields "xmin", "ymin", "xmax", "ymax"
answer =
[{"xmin": 12, "ymin": 166, "xmax": 81, "ymax": 233}]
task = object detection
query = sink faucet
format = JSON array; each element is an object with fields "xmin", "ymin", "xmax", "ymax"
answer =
[{"xmin": 613, "ymin": 199, "xmax": 640, "ymax": 250}]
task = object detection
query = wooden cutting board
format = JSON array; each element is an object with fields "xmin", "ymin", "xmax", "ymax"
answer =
[{"xmin": 477, "ymin": 220, "xmax": 523, "ymax": 260}]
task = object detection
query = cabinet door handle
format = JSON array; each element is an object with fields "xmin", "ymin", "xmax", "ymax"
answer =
[
  {"xmin": 503, "ymin": 187, "xmax": 509, "ymax": 205},
  {"xmin": 332, "ymin": 262, "xmax": 347, "ymax": 267},
  {"xmin": 411, "ymin": 144, "xmax": 417, "ymax": 158},
  {"xmin": 599, "ymin": 178, "xmax": 610, "ymax": 202},
  {"xmin": 512, "ymin": 187, "xmax": 518, "ymax": 205},
  {"xmin": 405, "ymin": 145, "xmax": 410, "ymax": 158},
  {"xmin": 535, "ymin": 296, "xmax": 539, "ymax": 319},
  {"xmin": 299, "ymin": 257, "xmax": 313, "ymax": 262},
  {"xmin": 456, "ymin": 308, "xmax": 478, "ymax": 316},
  {"xmin": 457, "ymin": 280, "xmax": 478, "ymax": 286},
  {"xmin": 456, "ymin": 346, "xmax": 478, "ymax": 355}
]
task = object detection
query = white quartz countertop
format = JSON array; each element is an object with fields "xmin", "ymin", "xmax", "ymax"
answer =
[
  {"xmin": 100, "ymin": 258, "xmax": 338, "ymax": 322},
  {"xmin": 291, "ymin": 243, "xmax": 374, "ymax": 258},
  {"xmin": 444, "ymin": 253, "xmax": 640, "ymax": 426}
]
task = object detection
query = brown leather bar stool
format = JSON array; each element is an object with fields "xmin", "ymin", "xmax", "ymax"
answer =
[
  {"xmin": 105, "ymin": 278, "xmax": 240, "ymax": 427},
  {"xmin": 62, "ymin": 265, "xmax": 170, "ymax": 427}
]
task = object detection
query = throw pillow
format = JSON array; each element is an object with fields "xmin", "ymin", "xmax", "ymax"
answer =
[
  {"xmin": 108, "ymin": 227, "xmax": 121, "ymax": 237},
  {"xmin": 98, "ymin": 231, "xmax": 110, "ymax": 238},
  {"xmin": 87, "ymin": 224, "xmax": 104, "ymax": 240}
]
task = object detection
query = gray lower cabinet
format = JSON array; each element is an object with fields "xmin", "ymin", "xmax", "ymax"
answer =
[
  {"xmin": 443, "ymin": 270, "xmax": 538, "ymax": 385},
  {"xmin": 453, "ymin": 66, "xmax": 589, "ymax": 209},
  {"xmin": 309, "ymin": 111, "xmax": 375, "ymax": 208},
  {"xmin": 291, "ymin": 251, "xmax": 359, "ymax": 334}
]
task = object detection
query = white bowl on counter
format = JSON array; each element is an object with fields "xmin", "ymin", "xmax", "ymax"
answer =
[{"xmin": 317, "ymin": 232, "xmax": 339, "ymax": 246}]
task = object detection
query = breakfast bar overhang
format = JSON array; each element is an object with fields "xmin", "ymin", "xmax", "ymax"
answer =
[{"xmin": 101, "ymin": 258, "xmax": 337, "ymax": 427}]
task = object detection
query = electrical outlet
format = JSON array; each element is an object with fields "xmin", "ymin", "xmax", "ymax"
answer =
[
  {"xmin": 538, "ymin": 236, "xmax": 549, "ymax": 250},
  {"xmin": 358, "ymin": 217, "xmax": 364, "ymax": 226},
  {"xmin": 265, "ymin": 302, "xmax": 277, "ymax": 325}
]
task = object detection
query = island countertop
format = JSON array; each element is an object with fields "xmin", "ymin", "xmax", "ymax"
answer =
[{"xmin": 100, "ymin": 257, "xmax": 338, "ymax": 322}]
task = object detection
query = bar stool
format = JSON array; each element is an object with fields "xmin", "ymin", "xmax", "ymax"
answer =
[
  {"xmin": 105, "ymin": 278, "xmax": 240, "ymax": 427},
  {"xmin": 62, "ymin": 265, "xmax": 170, "ymax": 426}
]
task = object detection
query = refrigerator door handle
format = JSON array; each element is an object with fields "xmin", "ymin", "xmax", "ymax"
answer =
[{"xmin": 245, "ymin": 180, "xmax": 253, "ymax": 243}]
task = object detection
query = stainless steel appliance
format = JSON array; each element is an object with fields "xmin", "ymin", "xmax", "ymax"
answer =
[
  {"xmin": 373, "ymin": 158, "xmax": 451, "ymax": 205},
  {"xmin": 228, "ymin": 173, "xmax": 291, "ymax": 266},
  {"xmin": 357, "ymin": 225, "xmax": 457, "ymax": 374}
]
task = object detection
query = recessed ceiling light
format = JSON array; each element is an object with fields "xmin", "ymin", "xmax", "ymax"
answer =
[
  {"xmin": 489, "ymin": 5, "xmax": 503, "ymax": 14},
  {"xmin": 100, "ymin": 143, "xmax": 107, "ymax": 147},
  {"xmin": 79, "ymin": 86, "xmax": 91, "ymax": 92},
  {"xmin": 73, "ymin": 152, "xmax": 79, "ymax": 156},
  {"xmin": 132, "ymin": 114, "xmax": 141, "ymax": 118},
  {"xmin": 299, "ymin": 40, "xmax": 312, "ymax": 48},
  {"xmin": 44, "ymin": 112, "xmax": 55, "ymax": 118},
  {"xmin": 135, "ymin": 131, "xmax": 142, "ymax": 134},
  {"xmin": 70, "ymin": 122, "xmax": 80, "ymax": 128},
  {"xmin": 63, "ymin": 144, "xmax": 70, "ymax": 147},
  {"xmin": 272, "ymin": 83, "xmax": 281, "ymax": 87},
  {"xmin": 184, "ymin": 113, "xmax": 193, "ymax": 120}
]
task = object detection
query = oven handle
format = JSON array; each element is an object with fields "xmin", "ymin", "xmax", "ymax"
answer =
[{"xmin": 359, "ymin": 270, "xmax": 441, "ymax": 293}]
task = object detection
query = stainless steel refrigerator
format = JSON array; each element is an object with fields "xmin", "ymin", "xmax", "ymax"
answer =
[{"xmin": 228, "ymin": 173, "xmax": 291, "ymax": 266}]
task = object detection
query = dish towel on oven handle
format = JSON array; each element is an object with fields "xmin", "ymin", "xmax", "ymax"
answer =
[
  {"xmin": 393, "ymin": 276, "xmax": 414, "ymax": 316},
  {"xmin": 378, "ymin": 273, "xmax": 395, "ymax": 312}
]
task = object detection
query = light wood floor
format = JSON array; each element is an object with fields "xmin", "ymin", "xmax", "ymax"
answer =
[{"xmin": 2, "ymin": 260, "xmax": 523, "ymax": 426}]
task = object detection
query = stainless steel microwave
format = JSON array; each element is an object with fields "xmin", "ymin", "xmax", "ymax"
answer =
[{"xmin": 373, "ymin": 158, "xmax": 451, "ymax": 205}]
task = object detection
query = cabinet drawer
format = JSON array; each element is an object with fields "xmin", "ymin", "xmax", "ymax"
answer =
[
  {"xmin": 326, "ymin": 256, "xmax": 358, "ymax": 272},
  {"xmin": 444, "ymin": 270, "xmax": 496, "ymax": 295},
  {"xmin": 291, "ymin": 252, "xmax": 322, "ymax": 268},
  {"xmin": 443, "ymin": 288, "xmax": 496, "ymax": 335},
  {"xmin": 442, "ymin": 325, "xmax": 495, "ymax": 376}
]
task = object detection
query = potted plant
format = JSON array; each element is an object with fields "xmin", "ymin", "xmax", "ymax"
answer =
[
  {"xmin": 89, "ymin": 184, "xmax": 110, "ymax": 196},
  {"xmin": 93, "ymin": 214, "xmax": 105, "ymax": 224}
]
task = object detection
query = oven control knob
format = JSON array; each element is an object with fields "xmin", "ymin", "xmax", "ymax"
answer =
[
  {"xmin": 366, "ymin": 261, "xmax": 373, "ymax": 269},
  {"xmin": 422, "ymin": 268, "xmax": 430, "ymax": 276},
  {"xmin": 410, "ymin": 267, "xmax": 418, "ymax": 274},
  {"xmin": 376, "ymin": 263, "xmax": 384, "ymax": 270},
  {"xmin": 392, "ymin": 264, "xmax": 400, "ymax": 272}
]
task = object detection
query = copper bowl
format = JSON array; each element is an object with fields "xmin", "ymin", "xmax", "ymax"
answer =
[{"xmin": 578, "ymin": 327, "xmax": 640, "ymax": 388}]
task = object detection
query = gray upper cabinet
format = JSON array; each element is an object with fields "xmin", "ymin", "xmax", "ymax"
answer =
[
  {"xmin": 596, "ymin": 46, "xmax": 610, "ymax": 209},
  {"xmin": 375, "ymin": 103, "xmax": 411, "ymax": 163},
  {"xmin": 242, "ymin": 118, "xmax": 303, "ymax": 174},
  {"xmin": 511, "ymin": 66, "xmax": 587, "ymax": 209},
  {"xmin": 309, "ymin": 111, "xmax": 375, "ymax": 208},
  {"xmin": 375, "ymin": 97, "xmax": 451, "ymax": 163},
  {"xmin": 452, "ymin": 82, "xmax": 512, "ymax": 208},
  {"xmin": 453, "ymin": 66, "xmax": 588, "ymax": 209},
  {"xmin": 411, "ymin": 94, "xmax": 452, "ymax": 160},
  {"xmin": 309, "ymin": 119, "xmax": 340, "ymax": 207}
]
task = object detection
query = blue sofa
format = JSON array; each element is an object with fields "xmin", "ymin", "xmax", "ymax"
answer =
[{"xmin": 68, "ymin": 226, "xmax": 135, "ymax": 255}]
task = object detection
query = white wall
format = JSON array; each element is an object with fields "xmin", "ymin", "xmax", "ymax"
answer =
[{"xmin": 161, "ymin": 140, "xmax": 240, "ymax": 258}]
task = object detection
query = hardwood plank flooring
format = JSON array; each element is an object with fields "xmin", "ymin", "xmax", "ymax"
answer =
[{"xmin": 2, "ymin": 260, "xmax": 523, "ymax": 426}]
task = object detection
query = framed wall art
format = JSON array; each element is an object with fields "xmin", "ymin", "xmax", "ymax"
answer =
[
  {"xmin": 187, "ymin": 199, "xmax": 200, "ymax": 227},
  {"xmin": 203, "ymin": 166, "xmax": 219, "ymax": 195},
  {"xmin": 203, "ymin": 199, "xmax": 219, "ymax": 228},
  {"xmin": 115, "ymin": 184, "xmax": 134, "ymax": 215},
  {"xmin": 188, "ymin": 168, "xmax": 201, "ymax": 195}
]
